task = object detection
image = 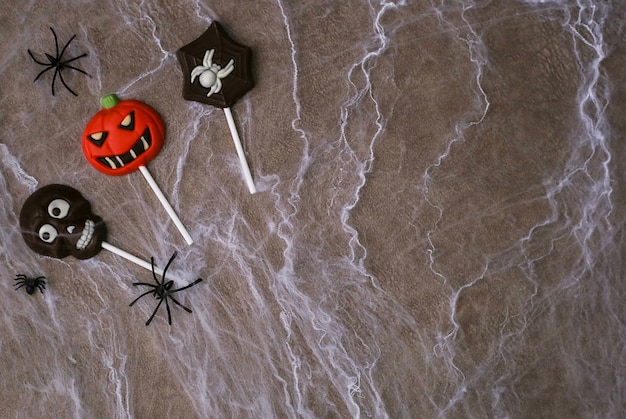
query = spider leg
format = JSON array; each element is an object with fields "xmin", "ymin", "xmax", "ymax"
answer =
[
  {"xmin": 203, "ymin": 49, "xmax": 215, "ymax": 68},
  {"xmin": 50, "ymin": 27, "xmax": 60, "ymax": 61},
  {"xmin": 60, "ymin": 53, "xmax": 88, "ymax": 65},
  {"xmin": 207, "ymin": 82, "xmax": 219, "ymax": 97},
  {"xmin": 14, "ymin": 283, "xmax": 26, "ymax": 291},
  {"xmin": 190, "ymin": 66, "xmax": 205, "ymax": 84},
  {"xmin": 172, "ymin": 278, "xmax": 203, "ymax": 293},
  {"xmin": 50, "ymin": 68, "xmax": 60, "ymax": 96},
  {"xmin": 145, "ymin": 298, "xmax": 164, "ymax": 326},
  {"xmin": 33, "ymin": 65, "xmax": 55, "ymax": 82},
  {"xmin": 62, "ymin": 62, "xmax": 90, "ymax": 77},
  {"xmin": 129, "ymin": 288, "xmax": 157, "ymax": 307},
  {"xmin": 168, "ymin": 278, "xmax": 202, "ymax": 313},
  {"xmin": 58, "ymin": 34, "xmax": 77, "ymax": 61},
  {"xmin": 168, "ymin": 295, "xmax": 193, "ymax": 313},
  {"xmin": 36, "ymin": 279, "xmax": 46, "ymax": 289},
  {"xmin": 57, "ymin": 69, "xmax": 78, "ymax": 96},
  {"xmin": 161, "ymin": 253, "xmax": 177, "ymax": 280},
  {"xmin": 164, "ymin": 297, "xmax": 173, "ymax": 325},
  {"xmin": 150, "ymin": 256, "xmax": 163, "ymax": 286},
  {"xmin": 27, "ymin": 49, "xmax": 49, "ymax": 66},
  {"xmin": 217, "ymin": 59, "xmax": 235, "ymax": 78},
  {"xmin": 132, "ymin": 282, "xmax": 159, "ymax": 287},
  {"xmin": 61, "ymin": 58, "xmax": 91, "ymax": 77}
]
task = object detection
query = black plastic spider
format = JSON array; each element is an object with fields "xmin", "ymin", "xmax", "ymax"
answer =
[
  {"xmin": 14, "ymin": 274, "xmax": 46, "ymax": 295},
  {"xmin": 27, "ymin": 27, "xmax": 90, "ymax": 96},
  {"xmin": 129, "ymin": 253, "xmax": 203, "ymax": 326}
]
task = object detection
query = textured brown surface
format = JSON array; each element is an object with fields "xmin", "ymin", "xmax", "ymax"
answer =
[{"xmin": 1, "ymin": 1, "xmax": 625, "ymax": 417}]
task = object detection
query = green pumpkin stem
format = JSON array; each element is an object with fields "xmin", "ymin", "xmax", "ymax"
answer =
[{"xmin": 101, "ymin": 94, "xmax": 121, "ymax": 109}]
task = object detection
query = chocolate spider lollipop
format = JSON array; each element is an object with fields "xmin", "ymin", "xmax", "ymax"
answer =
[
  {"xmin": 82, "ymin": 94, "xmax": 193, "ymax": 245},
  {"xmin": 20, "ymin": 184, "xmax": 177, "ymax": 278},
  {"xmin": 177, "ymin": 21, "xmax": 256, "ymax": 194}
]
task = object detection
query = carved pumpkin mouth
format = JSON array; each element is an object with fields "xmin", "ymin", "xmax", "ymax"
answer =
[{"xmin": 96, "ymin": 128, "xmax": 152, "ymax": 170}]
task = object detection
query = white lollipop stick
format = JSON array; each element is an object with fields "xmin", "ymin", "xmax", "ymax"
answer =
[
  {"xmin": 101, "ymin": 241, "xmax": 180, "ymax": 280},
  {"xmin": 138, "ymin": 165, "xmax": 194, "ymax": 245},
  {"xmin": 223, "ymin": 107, "xmax": 256, "ymax": 194}
]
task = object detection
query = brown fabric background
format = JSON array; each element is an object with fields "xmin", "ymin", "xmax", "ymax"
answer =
[{"xmin": 1, "ymin": 1, "xmax": 625, "ymax": 417}]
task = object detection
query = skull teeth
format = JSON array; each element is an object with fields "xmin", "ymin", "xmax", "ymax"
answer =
[
  {"xmin": 96, "ymin": 128, "xmax": 152, "ymax": 170},
  {"xmin": 76, "ymin": 220, "xmax": 95, "ymax": 250}
]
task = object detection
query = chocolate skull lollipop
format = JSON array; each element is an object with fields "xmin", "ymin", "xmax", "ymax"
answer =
[
  {"xmin": 82, "ymin": 94, "xmax": 193, "ymax": 245},
  {"xmin": 20, "ymin": 184, "xmax": 175, "ymax": 278},
  {"xmin": 177, "ymin": 21, "xmax": 256, "ymax": 193},
  {"xmin": 20, "ymin": 184, "xmax": 107, "ymax": 260}
]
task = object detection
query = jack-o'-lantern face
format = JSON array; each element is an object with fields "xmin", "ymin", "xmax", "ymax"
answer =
[
  {"xmin": 82, "ymin": 94, "xmax": 165, "ymax": 176},
  {"xmin": 19, "ymin": 184, "xmax": 107, "ymax": 260}
]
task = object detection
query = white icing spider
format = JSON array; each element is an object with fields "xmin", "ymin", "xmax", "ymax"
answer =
[{"xmin": 190, "ymin": 49, "xmax": 235, "ymax": 97}]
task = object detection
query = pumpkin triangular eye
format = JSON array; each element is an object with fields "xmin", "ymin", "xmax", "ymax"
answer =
[
  {"xmin": 88, "ymin": 131, "xmax": 108, "ymax": 146},
  {"xmin": 119, "ymin": 111, "xmax": 135, "ymax": 130}
]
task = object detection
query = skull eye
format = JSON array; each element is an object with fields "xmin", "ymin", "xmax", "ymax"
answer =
[
  {"xmin": 88, "ymin": 131, "xmax": 108, "ymax": 147},
  {"xmin": 119, "ymin": 111, "xmax": 135, "ymax": 130},
  {"xmin": 38, "ymin": 224, "xmax": 58, "ymax": 243},
  {"xmin": 48, "ymin": 199, "xmax": 70, "ymax": 219}
]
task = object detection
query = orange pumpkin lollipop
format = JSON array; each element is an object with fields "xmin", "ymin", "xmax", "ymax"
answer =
[
  {"xmin": 82, "ymin": 94, "xmax": 165, "ymax": 176},
  {"xmin": 82, "ymin": 94, "xmax": 193, "ymax": 245}
]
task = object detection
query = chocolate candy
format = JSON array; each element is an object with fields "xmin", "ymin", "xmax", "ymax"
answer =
[
  {"xmin": 20, "ymin": 184, "xmax": 107, "ymax": 260},
  {"xmin": 177, "ymin": 21, "xmax": 254, "ymax": 108}
]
